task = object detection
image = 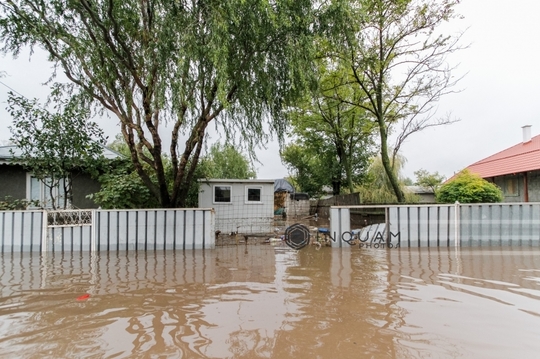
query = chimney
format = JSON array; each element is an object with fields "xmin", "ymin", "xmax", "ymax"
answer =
[{"xmin": 522, "ymin": 125, "xmax": 532, "ymax": 143}]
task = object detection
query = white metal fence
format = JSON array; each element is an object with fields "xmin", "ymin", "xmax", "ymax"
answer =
[
  {"xmin": 329, "ymin": 202, "xmax": 540, "ymax": 247},
  {"xmin": 0, "ymin": 208, "xmax": 215, "ymax": 253}
]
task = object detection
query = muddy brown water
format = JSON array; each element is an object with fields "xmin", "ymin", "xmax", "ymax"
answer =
[{"xmin": 1, "ymin": 245, "xmax": 540, "ymax": 359}]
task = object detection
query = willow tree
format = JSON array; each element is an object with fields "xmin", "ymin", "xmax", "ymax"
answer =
[
  {"xmin": 0, "ymin": 0, "xmax": 316, "ymax": 207},
  {"xmin": 333, "ymin": 0, "xmax": 464, "ymax": 202}
]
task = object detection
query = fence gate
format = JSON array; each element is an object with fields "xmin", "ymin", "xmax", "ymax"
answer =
[{"xmin": 44, "ymin": 210, "xmax": 94, "ymax": 252}]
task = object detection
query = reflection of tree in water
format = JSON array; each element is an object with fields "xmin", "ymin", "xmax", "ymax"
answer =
[{"xmin": 265, "ymin": 247, "xmax": 402, "ymax": 358}]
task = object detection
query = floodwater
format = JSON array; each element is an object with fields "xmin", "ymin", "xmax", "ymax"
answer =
[{"xmin": 1, "ymin": 245, "xmax": 540, "ymax": 359}]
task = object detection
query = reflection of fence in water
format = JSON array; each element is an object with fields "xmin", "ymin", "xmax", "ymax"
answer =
[{"xmin": 0, "ymin": 247, "xmax": 277, "ymax": 299}]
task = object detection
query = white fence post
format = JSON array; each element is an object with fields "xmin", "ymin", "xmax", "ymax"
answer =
[
  {"xmin": 454, "ymin": 201, "xmax": 460, "ymax": 247},
  {"xmin": 330, "ymin": 207, "xmax": 350, "ymax": 247},
  {"xmin": 91, "ymin": 209, "xmax": 97, "ymax": 252},
  {"xmin": 41, "ymin": 210, "xmax": 48, "ymax": 253}
]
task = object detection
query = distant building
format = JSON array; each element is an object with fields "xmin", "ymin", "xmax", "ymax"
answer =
[
  {"xmin": 0, "ymin": 145, "xmax": 121, "ymax": 209},
  {"xmin": 461, "ymin": 125, "xmax": 540, "ymax": 202},
  {"xmin": 404, "ymin": 186, "xmax": 436, "ymax": 203}
]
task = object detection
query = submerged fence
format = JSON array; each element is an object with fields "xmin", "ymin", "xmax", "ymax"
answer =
[
  {"xmin": 0, "ymin": 208, "xmax": 215, "ymax": 253},
  {"xmin": 330, "ymin": 202, "xmax": 540, "ymax": 248}
]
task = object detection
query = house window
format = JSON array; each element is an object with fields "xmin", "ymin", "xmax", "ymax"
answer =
[
  {"xmin": 505, "ymin": 177, "xmax": 519, "ymax": 196},
  {"xmin": 245, "ymin": 186, "xmax": 262, "ymax": 203},
  {"xmin": 27, "ymin": 175, "xmax": 67, "ymax": 208},
  {"xmin": 214, "ymin": 185, "xmax": 231, "ymax": 203}
]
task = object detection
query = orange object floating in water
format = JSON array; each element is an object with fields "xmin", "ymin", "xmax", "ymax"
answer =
[{"xmin": 76, "ymin": 294, "xmax": 90, "ymax": 301}]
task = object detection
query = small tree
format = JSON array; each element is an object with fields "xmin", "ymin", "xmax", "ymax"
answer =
[
  {"xmin": 414, "ymin": 169, "xmax": 446, "ymax": 194},
  {"xmin": 7, "ymin": 92, "xmax": 106, "ymax": 209},
  {"xmin": 199, "ymin": 143, "xmax": 256, "ymax": 180},
  {"xmin": 437, "ymin": 170, "xmax": 503, "ymax": 203},
  {"xmin": 281, "ymin": 143, "xmax": 330, "ymax": 196}
]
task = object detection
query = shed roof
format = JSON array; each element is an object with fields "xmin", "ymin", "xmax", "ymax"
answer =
[{"xmin": 464, "ymin": 134, "xmax": 540, "ymax": 178}]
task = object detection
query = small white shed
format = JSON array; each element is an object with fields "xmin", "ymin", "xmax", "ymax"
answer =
[{"xmin": 198, "ymin": 179, "xmax": 275, "ymax": 234}]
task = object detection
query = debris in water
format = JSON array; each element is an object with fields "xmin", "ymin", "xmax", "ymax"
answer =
[{"xmin": 76, "ymin": 294, "xmax": 90, "ymax": 301}]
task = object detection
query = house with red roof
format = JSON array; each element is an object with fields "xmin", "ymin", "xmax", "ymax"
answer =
[{"xmin": 463, "ymin": 125, "xmax": 540, "ymax": 202}]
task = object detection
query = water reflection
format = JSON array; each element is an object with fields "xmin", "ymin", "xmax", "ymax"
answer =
[{"xmin": 0, "ymin": 246, "xmax": 539, "ymax": 358}]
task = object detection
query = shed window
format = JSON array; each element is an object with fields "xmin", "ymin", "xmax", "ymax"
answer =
[
  {"xmin": 214, "ymin": 186, "xmax": 231, "ymax": 203},
  {"xmin": 246, "ymin": 186, "xmax": 262, "ymax": 203}
]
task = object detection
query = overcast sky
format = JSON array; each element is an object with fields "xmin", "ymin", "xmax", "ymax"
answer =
[{"xmin": 1, "ymin": 0, "xmax": 539, "ymax": 181}]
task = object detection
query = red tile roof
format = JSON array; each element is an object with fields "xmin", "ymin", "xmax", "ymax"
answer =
[{"xmin": 465, "ymin": 134, "xmax": 540, "ymax": 178}]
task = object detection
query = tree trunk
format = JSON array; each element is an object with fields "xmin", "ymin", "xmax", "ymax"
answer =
[{"xmin": 378, "ymin": 120, "xmax": 405, "ymax": 203}]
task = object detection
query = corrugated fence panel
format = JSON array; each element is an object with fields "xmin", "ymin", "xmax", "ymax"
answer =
[
  {"xmin": 94, "ymin": 209, "xmax": 215, "ymax": 252},
  {"xmin": 1, "ymin": 208, "xmax": 214, "ymax": 253},
  {"xmin": 1, "ymin": 211, "xmax": 43, "ymax": 253},
  {"xmin": 389, "ymin": 205, "xmax": 456, "ymax": 247},
  {"xmin": 460, "ymin": 203, "xmax": 540, "ymax": 247},
  {"xmin": 333, "ymin": 203, "xmax": 540, "ymax": 248},
  {"xmin": 330, "ymin": 207, "xmax": 350, "ymax": 247}
]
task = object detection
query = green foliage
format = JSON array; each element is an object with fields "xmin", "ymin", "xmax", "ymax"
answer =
[
  {"xmin": 414, "ymin": 169, "xmax": 446, "ymax": 194},
  {"xmin": 281, "ymin": 144, "xmax": 329, "ymax": 196},
  {"xmin": 437, "ymin": 170, "xmax": 503, "ymax": 203},
  {"xmin": 0, "ymin": 196, "xmax": 40, "ymax": 210},
  {"xmin": 87, "ymin": 160, "xmax": 159, "ymax": 209},
  {"xmin": 199, "ymin": 143, "xmax": 256, "ymax": 180},
  {"xmin": 7, "ymin": 92, "xmax": 106, "ymax": 209},
  {"xmin": 90, "ymin": 139, "xmax": 255, "ymax": 208},
  {"xmin": 282, "ymin": 64, "xmax": 376, "ymax": 196},
  {"xmin": 356, "ymin": 154, "xmax": 418, "ymax": 204},
  {"xmin": 90, "ymin": 135, "xmax": 168, "ymax": 209},
  {"xmin": 0, "ymin": 0, "xmax": 320, "ymax": 207}
]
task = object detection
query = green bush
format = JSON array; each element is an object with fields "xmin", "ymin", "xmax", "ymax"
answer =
[
  {"xmin": 437, "ymin": 170, "xmax": 503, "ymax": 203},
  {"xmin": 0, "ymin": 196, "xmax": 40, "ymax": 210}
]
